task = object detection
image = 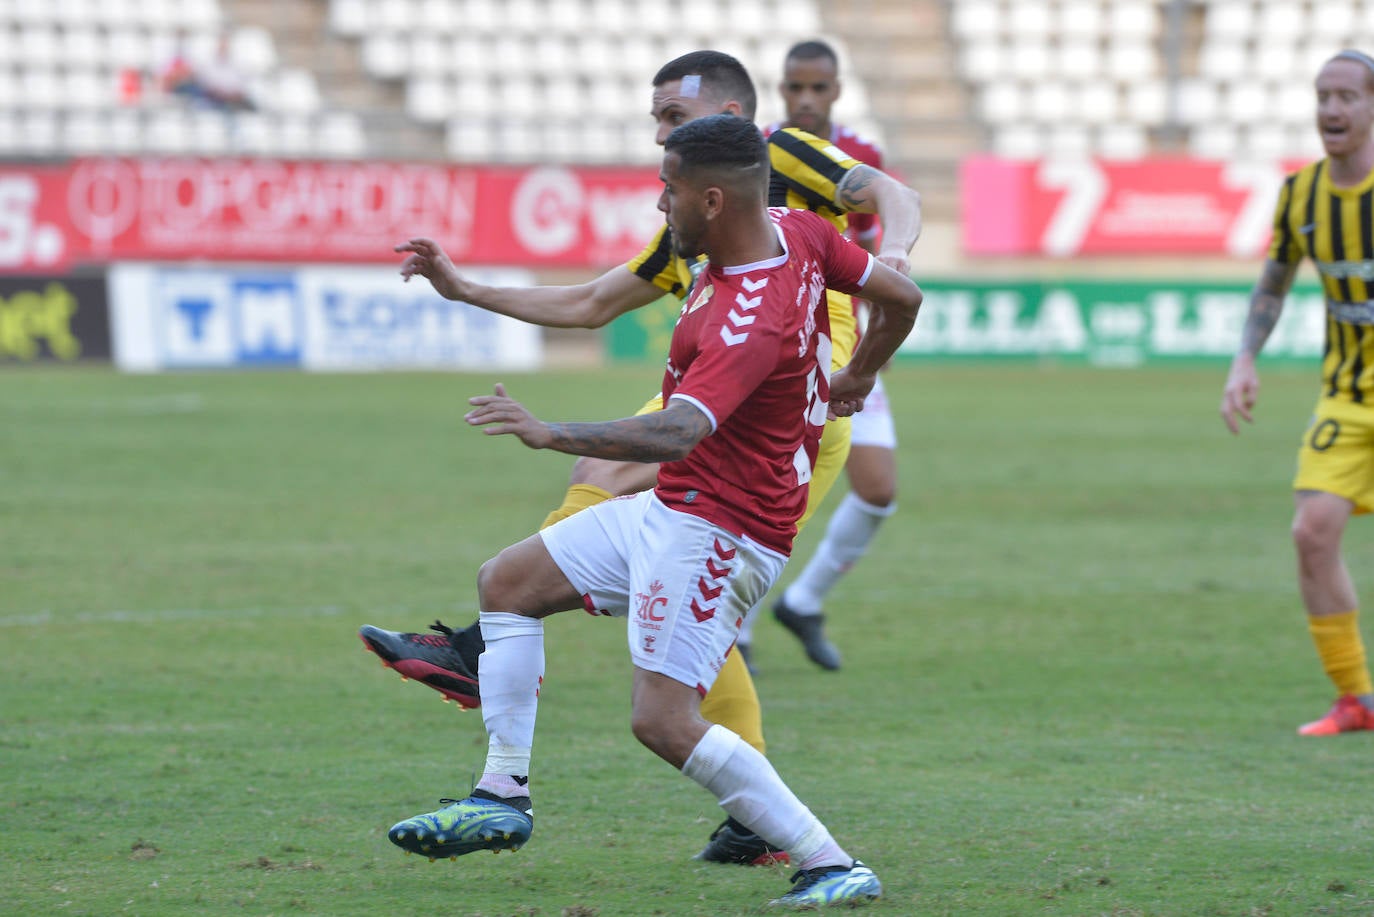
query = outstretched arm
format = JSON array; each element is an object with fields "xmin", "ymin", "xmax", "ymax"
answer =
[
  {"xmin": 834, "ymin": 165, "xmax": 921, "ymax": 276},
  {"xmin": 1220, "ymin": 258, "xmax": 1300, "ymax": 434},
  {"xmin": 466, "ymin": 385, "xmax": 712, "ymax": 463},
  {"xmin": 396, "ymin": 237, "xmax": 666, "ymax": 328}
]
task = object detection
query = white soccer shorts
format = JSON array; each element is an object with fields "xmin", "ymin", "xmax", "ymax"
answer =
[
  {"xmin": 850, "ymin": 374, "xmax": 896, "ymax": 449},
  {"xmin": 540, "ymin": 490, "xmax": 786, "ymax": 695}
]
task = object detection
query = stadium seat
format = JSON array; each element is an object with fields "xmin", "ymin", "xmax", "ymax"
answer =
[
  {"xmin": 1056, "ymin": 39, "xmax": 1103, "ymax": 79},
  {"xmin": 446, "ymin": 117, "xmax": 498, "ymax": 161},
  {"xmin": 19, "ymin": 110, "xmax": 60, "ymax": 153},
  {"xmin": 1029, "ymin": 81, "xmax": 1072, "ymax": 122},
  {"xmin": 145, "ymin": 108, "xmax": 193, "ymax": 154},
  {"xmin": 1097, "ymin": 123, "xmax": 1148, "ymax": 160},
  {"xmin": 1009, "ymin": 1, "xmax": 1053, "ymax": 37},
  {"xmin": 1107, "ymin": 1, "xmax": 1159, "ymax": 38},
  {"xmin": 1055, "ymin": 0, "xmax": 1105, "ymax": 40},
  {"xmin": 417, "ymin": 0, "xmax": 461, "ymax": 32},
  {"xmin": 1124, "ymin": 81, "xmax": 1167, "ymax": 123},
  {"xmin": 993, "ymin": 124, "xmax": 1044, "ymax": 159},
  {"xmin": 1045, "ymin": 124, "xmax": 1093, "ymax": 157},
  {"xmin": 1226, "ymin": 81, "xmax": 1270, "ymax": 125},
  {"xmin": 979, "ymin": 82, "xmax": 1024, "ymax": 124},
  {"xmin": 1175, "ymin": 78, "xmax": 1221, "ymax": 125},
  {"xmin": 406, "ymin": 75, "xmax": 450, "ymax": 123},
  {"xmin": 275, "ymin": 69, "xmax": 322, "ymax": 114},
  {"xmin": 317, "ymin": 112, "xmax": 367, "ymax": 158},
  {"xmin": 950, "ymin": 0, "xmax": 998, "ymax": 39},
  {"xmin": 230, "ymin": 26, "xmax": 277, "ymax": 76},
  {"xmin": 61, "ymin": 110, "xmax": 106, "ymax": 153},
  {"xmin": 1077, "ymin": 83, "xmax": 1119, "ymax": 124},
  {"xmin": 1189, "ymin": 123, "xmax": 1239, "ymax": 159},
  {"xmin": 329, "ymin": 0, "xmax": 370, "ymax": 36},
  {"xmin": 960, "ymin": 38, "xmax": 1004, "ymax": 82},
  {"xmin": 1009, "ymin": 38, "xmax": 1052, "ymax": 80},
  {"xmin": 362, "ymin": 34, "xmax": 409, "ymax": 80},
  {"xmin": 189, "ymin": 109, "xmax": 231, "ymax": 153},
  {"xmin": 1206, "ymin": 1, "xmax": 1255, "ymax": 40}
]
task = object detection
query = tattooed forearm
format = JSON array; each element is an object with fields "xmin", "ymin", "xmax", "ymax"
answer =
[
  {"xmin": 836, "ymin": 165, "xmax": 878, "ymax": 213},
  {"xmin": 543, "ymin": 403, "xmax": 710, "ymax": 463},
  {"xmin": 1240, "ymin": 260, "xmax": 1298, "ymax": 357}
]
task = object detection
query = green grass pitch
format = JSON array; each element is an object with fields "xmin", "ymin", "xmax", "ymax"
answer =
[{"xmin": 3, "ymin": 363, "xmax": 1373, "ymax": 916}]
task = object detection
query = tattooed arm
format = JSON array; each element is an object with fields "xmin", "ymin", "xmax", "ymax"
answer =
[
  {"xmin": 1221, "ymin": 259, "xmax": 1301, "ymax": 434},
  {"xmin": 466, "ymin": 384, "xmax": 711, "ymax": 462},
  {"xmin": 835, "ymin": 164, "xmax": 921, "ymax": 276}
]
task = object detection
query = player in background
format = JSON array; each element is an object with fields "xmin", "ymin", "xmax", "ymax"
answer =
[
  {"xmin": 739, "ymin": 39, "xmax": 900, "ymax": 672},
  {"xmin": 360, "ymin": 50, "xmax": 922, "ymax": 864},
  {"xmin": 384, "ymin": 114, "xmax": 922, "ymax": 909},
  {"xmin": 1220, "ymin": 50, "xmax": 1374, "ymax": 735}
]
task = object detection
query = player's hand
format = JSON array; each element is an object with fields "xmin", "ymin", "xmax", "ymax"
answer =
[
  {"xmin": 394, "ymin": 237, "xmax": 468, "ymax": 301},
  {"xmin": 829, "ymin": 366, "xmax": 876, "ymax": 418},
  {"xmin": 876, "ymin": 251, "xmax": 910, "ymax": 278},
  {"xmin": 465, "ymin": 383, "xmax": 553, "ymax": 449},
  {"xmin": 1220, "ymin": 356, "xmax": 1259, "ymax": 435}
]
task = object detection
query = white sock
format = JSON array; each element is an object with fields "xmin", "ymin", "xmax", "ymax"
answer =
[
  {"xmin": 681, "ymin": 724, "xmax": 850, "ymax": 869},
  {"xmin": 783, "ymin": 492, "xmax": 895, "ymax": 615},
  {"xmin": 476, "ymin": 611, "xmax": 544, "ymax": 795}
]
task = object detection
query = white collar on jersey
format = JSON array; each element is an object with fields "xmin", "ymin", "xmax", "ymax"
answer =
[{"xmin": 719, "ymin": 224, "xmax": 789, "ymax": 275}]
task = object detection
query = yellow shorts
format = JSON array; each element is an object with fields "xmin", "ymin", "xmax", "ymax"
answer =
[{"xmin": 1293, "ymin": 397, "xmax": 1374, "ymax": 515}]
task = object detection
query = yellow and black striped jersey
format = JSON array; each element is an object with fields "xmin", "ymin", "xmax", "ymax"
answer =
[
  {"xmin": 626, "ymin": 127, "xmax": 866, "ymax": 368},
  {"xmin": 1270, "ymin": 159, "xmax": 1374, "ymax": 404}
]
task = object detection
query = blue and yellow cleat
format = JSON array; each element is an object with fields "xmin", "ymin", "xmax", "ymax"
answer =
[
  {"xmin": 388, "ymin": 793, "xmax": 533, "ymax": 860},
  {"xmin": 768, "ymin": 860, "xmax": 881, "ymax": 909}
]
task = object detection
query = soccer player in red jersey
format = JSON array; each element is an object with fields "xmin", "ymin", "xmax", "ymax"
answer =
[
  {"xmin": 750, "ymin": 40, "xmax": 902, "ymax": 671},
  {"xmin": 384, "ymin": 114, "xmax": 922, "ymax": 909}
]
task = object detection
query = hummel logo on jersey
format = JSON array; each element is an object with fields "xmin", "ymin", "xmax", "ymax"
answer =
[{"xmin": 720, "ymin": 276, "xmax": 767, "ymax": 346}]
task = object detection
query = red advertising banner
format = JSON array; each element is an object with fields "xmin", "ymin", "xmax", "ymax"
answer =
[
  {"xmin": 960, "ymin": 156, "xmax": 1312, "ymax": 258},
  {"xmin": 0, "ymin": 158, "xmax": 665, "ymax": 273}
]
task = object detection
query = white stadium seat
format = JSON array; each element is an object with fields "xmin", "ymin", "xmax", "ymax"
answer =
[
  {"xmin": 992, "ymin": 124, "xmax": 1045, "ymax": 159},
  {"xmin": 979, "ymin": 83, "xmax": 1022, "ymax": 124},
  {"xmin": 1097, "ymin": 123, "xmax": 1148, "ymax": 160}
]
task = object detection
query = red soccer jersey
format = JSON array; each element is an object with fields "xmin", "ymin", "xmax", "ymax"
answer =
[{"xmin": 654, "ymin": 208, "xmax": 874, "ymax": 555}]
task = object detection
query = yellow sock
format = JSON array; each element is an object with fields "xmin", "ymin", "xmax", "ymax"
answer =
[
  {"xmin": 1308, "ymin": 610, "xmax": 1374, "ymax": 697},
  {"xmin": 540, "ymin": 483, "xmax": 614, "ymax": 530},
  {"xmin": 700, "ymin": 650, "xmax": 766, "ymax": 754}
]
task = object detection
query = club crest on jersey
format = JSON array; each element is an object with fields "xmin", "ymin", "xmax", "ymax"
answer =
[{"xmin": 682, "ymin": 282, "xmax": 714, "ymax": 318}]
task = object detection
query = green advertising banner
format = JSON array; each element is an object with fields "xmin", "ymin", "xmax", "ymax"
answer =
[{"xmin": 605, "ymin": 280, "xmax": 1329, "ymax": 366}]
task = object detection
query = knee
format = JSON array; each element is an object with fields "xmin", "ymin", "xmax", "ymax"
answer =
[
  {"xmin": 852, "ymin": 479, "xmax": 896, "ymax": 508},
  {"xmin": 476, "ymin": 551, "xmax": 519, "ymax": 609},
  {"xmin": 1291, "ymin": 514, "xmax": 1338, "ymax": 560},
  {"xmin": 630, "ymin": 711, "xmax": 671, "ymax": 759},
  {"xmin": 630, "ymin": 710, "xmax": 695, "ymax": 768}
]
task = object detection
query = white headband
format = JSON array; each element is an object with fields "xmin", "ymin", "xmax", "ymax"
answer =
[{"xmin": 1334, "ymin": 49, "xmax": 1374, "ymax": 73}]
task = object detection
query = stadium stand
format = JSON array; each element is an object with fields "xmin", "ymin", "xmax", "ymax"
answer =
[{"xmin": 0, "ymin": 0, "xmax": 1362, "ymax": 225}]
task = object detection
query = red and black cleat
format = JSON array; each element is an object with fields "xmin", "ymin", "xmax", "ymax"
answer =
[{"xmin": 359, "ymin": 621, "xmax": 480, "ymax": 709}]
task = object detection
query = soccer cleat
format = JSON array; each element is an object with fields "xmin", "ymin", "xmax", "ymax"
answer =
[
  {"xmin": 359, "ymin": 620, "xmax": 480, "ymax": 709},
  {"xmin": 694, "ymin": 817, "xmax": 789, "ymax": 866},
  {"xmin": 772, "ymin": 598, "xmax": 841, "ymax": 671},
  {"xmin": 768, "ymin": 860, "xmax": 881, "ymax": 909},
  {"xmin": 1297, "ymin": 694, "xmax": 1374, "ymax": 736},
  {"xmin": 387, "ymin": 793, "xmax": 533, "ymax": 859}
]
